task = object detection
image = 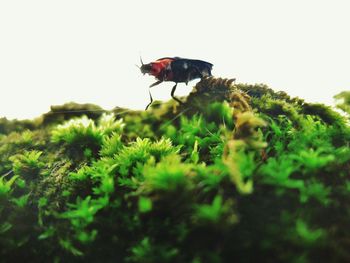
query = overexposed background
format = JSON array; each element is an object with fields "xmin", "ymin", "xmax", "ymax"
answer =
[{"xmin": 0, "ymin": 0, "xmax": 349, "ymax": 119}]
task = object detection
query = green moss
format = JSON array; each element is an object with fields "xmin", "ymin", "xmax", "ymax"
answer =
[
  {"xmin": 334, "ymin": 91, "xmax": 350, "ymax": 115},
  {"xmin": 1, "ymin": 78, "xmax": 350, "ymax": 262}
]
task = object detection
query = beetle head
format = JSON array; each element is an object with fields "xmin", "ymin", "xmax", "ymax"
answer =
[{"xmin": 138, "ymin": 57, "xmax": 153, "ymax": 75}]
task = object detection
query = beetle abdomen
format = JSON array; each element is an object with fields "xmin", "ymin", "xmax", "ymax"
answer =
[{"xmin": 169, "ymin": 58, "xmax": 213, "ymax": 83}]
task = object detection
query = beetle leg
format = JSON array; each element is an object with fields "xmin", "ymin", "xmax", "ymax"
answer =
[
  {"xmin": 145, "ymin": 81, "xmax": 163, "ymax": 110},
  {"xmin": 171, "ymin": 83, "xmax": 183, "ymax": 104},
  {"xmin": 145, "ymin": 90, "xmax": 154, "ymax": 110},
  {"xmin": 150, "ymin": 80, "xmax": 162, "ymax": 88}
]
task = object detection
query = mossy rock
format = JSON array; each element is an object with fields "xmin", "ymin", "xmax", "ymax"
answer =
[{"xmin": 1, "ymin": 77, "xmax": 350, "ymax": 263}]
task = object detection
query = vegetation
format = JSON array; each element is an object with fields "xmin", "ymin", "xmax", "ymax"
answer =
[
  {"xmin": 335, "ymin": 91, "xmax": 350, "ymax": 115},
  {"xmin": 1, "ymin": 77, "xmax": 350, "ymax": 262}
]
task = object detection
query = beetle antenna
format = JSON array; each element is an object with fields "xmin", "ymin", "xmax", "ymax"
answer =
[{"xmin": 140, "ymin": 56, "xmax": 144, "ymax": 65}]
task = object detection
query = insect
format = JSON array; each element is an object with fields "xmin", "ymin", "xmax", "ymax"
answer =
[{"xmin": 139, "ymin": 57, "xmax": 213, "ymax": 109}]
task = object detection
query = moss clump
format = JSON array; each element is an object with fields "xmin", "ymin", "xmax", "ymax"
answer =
[
  {"xmin": 1, "ymin": 78, "xmax": 350, "ymax": 263},
  {"xmin": 335, "ymin": 91, "xmax": 350, "ymax": 116}
]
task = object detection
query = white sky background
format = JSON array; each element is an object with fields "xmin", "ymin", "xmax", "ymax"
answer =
[{"xmin": 0, "ymin": 0, "xmax": 349, "ymax": 120}]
